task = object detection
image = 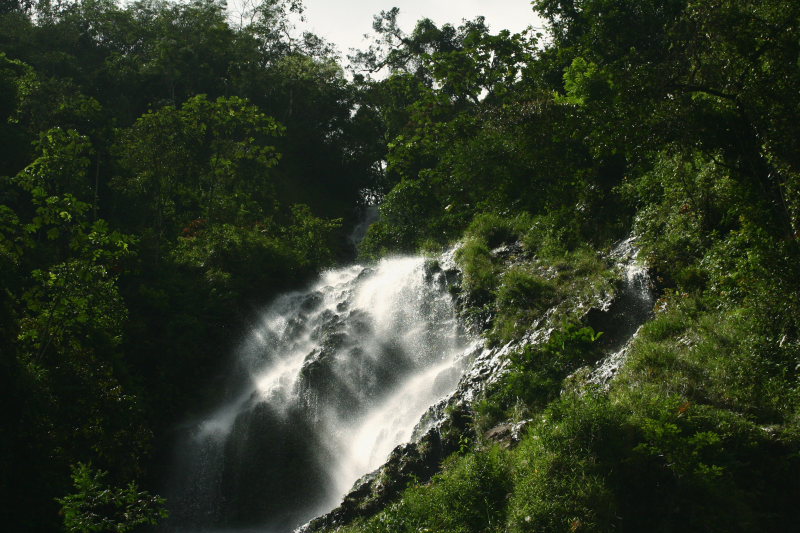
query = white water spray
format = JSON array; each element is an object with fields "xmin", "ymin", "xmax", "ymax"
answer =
[{"xmin": 167, "ymin": 255, "xmax": 470, "ymax": 532}]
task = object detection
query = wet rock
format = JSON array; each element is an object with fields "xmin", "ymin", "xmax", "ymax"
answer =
[
  {"xmin": 300, "ymin": 292, "xmax": 324, "ymax": 313},
  {"xmin": 484, "ymin": 419, "xmax": 532, "ymax": 449},
  {"xmin": 423, "ymin": 258, "xmax": 442, "ymax": 281},
  {"xmin": 299, "ymin": 410, "xmax": 470, "ymax": 533},
  {"xmin": 490, "ymin": 242, "xmax": 525, "ymax": 261},
  {"xmin": 577, "ymin": 239, "xmax": 655, "ymax": 389},
  {"xmin": 484, "ymin": 423, "xmax": 515, "ymax": 447},
  {"xmin": 583, "ymin": 327, "xmax": 641, "ymax": 390}
]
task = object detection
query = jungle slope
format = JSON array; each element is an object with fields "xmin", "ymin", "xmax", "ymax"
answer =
[
  {"xmin": 0, "ymin": 0, "xmax": 799, "ymax": 531},
  {"xmin": 331, "ymin": 1, "xmax": 800, "ymax": 531}
]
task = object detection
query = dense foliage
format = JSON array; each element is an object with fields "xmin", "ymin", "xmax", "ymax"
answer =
[
  {"xmin": 1, "ymin": 0, "xmax": 799, "ymax": 531},
  {"xmin": 0, "ymin": 1, "xmax": 380, "ymax": 530},
  {"xmin": 342, "ymin": 0, "xmax": 800, "ymax": 531}
]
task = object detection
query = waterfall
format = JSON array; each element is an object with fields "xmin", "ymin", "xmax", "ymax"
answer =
[
  {"xmin": 166, "ymin": 255, "xmax": 470, "ymax": 532},
  {"xmin": 585, "ymin": 236, "xmax": 656, "ymax": 387}
]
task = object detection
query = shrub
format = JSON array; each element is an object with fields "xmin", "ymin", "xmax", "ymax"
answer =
[
  {"xmin": 521, "ymin": 209, "xmax": 583, "ymax": 259},
  {"xmin": 486, "ymin": 323, "xmax": 604, "ymax": 419},
  {"xmin": 507, "ymin": 390, "xmax": 800, "ymax": 533},
  {"xmin": 58, "ymin": 463, "xmax": 168, "ymax": 533},
  {"xmin": 507, "ymin": 394, "xmax": 625, "ymax": 533},
  {"xmin": 492, "ymin": 267, "xmax": 555, "ymax": 342},
  {"xmin": 465, "ymin": 212, "xmax": 533, "ymax": 249},
  {"xmin": 617, "ymin": 293, "xmax": 800, "ymax": 425},
  {"xmin": 456, "ymin": 237, "xmax": 499, "ymax": 305},
  {"xmin": 342, "ymin": 446, "xmax": 512, "ymax": 533}
]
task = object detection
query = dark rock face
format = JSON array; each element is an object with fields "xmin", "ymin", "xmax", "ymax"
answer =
[
  {"xmin": 585, "ymin": 266, "xmax": 654, "ymax": 354},
  {"xmin": 483, "ymin": 419, "xmax": 532, "ymax": 449},
  {"xmin": 218, "ymin": 402, "xmax": 335, "ymax": 531}
]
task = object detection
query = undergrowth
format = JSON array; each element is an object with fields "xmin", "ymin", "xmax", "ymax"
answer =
[
  {"xmin": 340, "ymin": 187, "xmax": 800, "ymax": 533},
  {"xmin": 342, "ymin": 382, "xmax": 799, "ymax": 533},
  {"xmin": 455, "ymin": 212, "xmax": 615, "ymax": 345},
  {"xmin": 337, "ymin": 214, "xmax": 800, "ymax": 533}
]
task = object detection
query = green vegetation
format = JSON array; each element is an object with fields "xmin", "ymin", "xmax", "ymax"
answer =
[
  {"xmin": 343, "ymin": 388, "xmax": 798, "ymax": 533},
  {"xmin": 617, "ymin": 294, "xmax": 800, "ymax": 432},
  {"xmin": 343, "ymin": 448, "xmax": 512, "ymax": 533},
  {"xmin": 1, "ymin": 0, "xmax": 799, "ymax": 530},
  {"xmin": 58, "ymin": 463, "xmax": 168, "ymax": 533},
  {"xmin": 338, "ymin": 0, "xmax": 800, "ymax": 530},
  {"xmin": 454, "ymin": 213, "xmax": 614, "ymax": 345},
  {"xmin": 0, "ymin": 1, "xmax": 375, "ymax": 530}
]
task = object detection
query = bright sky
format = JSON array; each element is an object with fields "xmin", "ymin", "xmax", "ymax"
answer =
[{"xmin": 233, "ymin": 1, "xmax": 544, "ymax": 59}]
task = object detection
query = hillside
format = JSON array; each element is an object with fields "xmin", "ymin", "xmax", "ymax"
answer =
[{"xmin": 1, "ymin": 1, "xmax": 798, "ymax": 531}]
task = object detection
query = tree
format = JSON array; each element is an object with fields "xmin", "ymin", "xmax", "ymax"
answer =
[
  {"xmin": 114, "ymin": 94, "xmax": 283, "ymax": 240},
  {"xmin": 58, "ymin": 463, "xmax": 168, "ymax": 533},
  {"xmin": 0, "ymin": 124, "xmax": 146, "ymax": 530}
]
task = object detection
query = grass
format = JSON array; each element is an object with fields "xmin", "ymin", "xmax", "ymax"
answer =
[
  {"xmin": 492, "ymin": 266, "xmax": 556, "ymax": 342},
  {"xmin": 338, "ymin": 446, "xmax": 512, "ymax": 533},
  {"xmin": 332, "ymin": 285, "xmax": 800, "ymax": 533},
  {"xmin": 339, "ymin": 386, "xmax": 800, "ymax": 533},
  {"xmin": 335, "ymin": 211, "xmax": 800, "ymax": 533},
  {"xmin": 455, "ymin": 213, "xmax": 616, "ymax": 345},
  {"xmin": 615, "ymin": 293, "xmax": 800, "ymax": 427},
  {"xmin": 464, "ymin": 212, "xmax": 535, "ymax": 249}
]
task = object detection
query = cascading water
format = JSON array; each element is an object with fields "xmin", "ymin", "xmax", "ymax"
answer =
[
  {"xmin": 166, "ymin": 256, "xmax": 470, "ymax": 532},
  {"xmin": 584, "ymin": 236, "xmax": 655, "ymax": 387}
]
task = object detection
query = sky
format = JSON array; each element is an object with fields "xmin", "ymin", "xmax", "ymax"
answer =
[{"xmin": 232, "ymin": 1, "xmax": 544, "ymax": 60}]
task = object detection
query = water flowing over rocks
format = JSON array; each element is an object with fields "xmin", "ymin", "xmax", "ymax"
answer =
[
  {"xmin": 300, "ymin": 238, "xmax": 654, "ymax": 532},
  {"xmin": 165, "ymin": 256, "xmax": 473, "ymax": 532}
]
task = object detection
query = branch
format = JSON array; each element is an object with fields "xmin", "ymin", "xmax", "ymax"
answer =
[{"xmin": 669, "ymin": 83, "xmax": 738, "ymax": 101}]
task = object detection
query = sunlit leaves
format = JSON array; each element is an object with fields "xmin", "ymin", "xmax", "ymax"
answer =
[
  {"xmin": 18, "ymin": 260, "xmax": 127, "ymax": 361},
  {"xmin": 58, "ymin": 463, "xmax": 168, "ymax": 533},
  {"xmin": 15, "ymin": 128, "xmax": 93, "ymax": 200},
  {"xmin": 10, "ymin": 127, "xmax": 135, "ymax": 265},
  {"xmin": 559, "ymin": 56, "xmax": 613, "ymax": 105},
  {"xmin": 171, "ymin": 203, "xmax": 341, "ymax": 299}
]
